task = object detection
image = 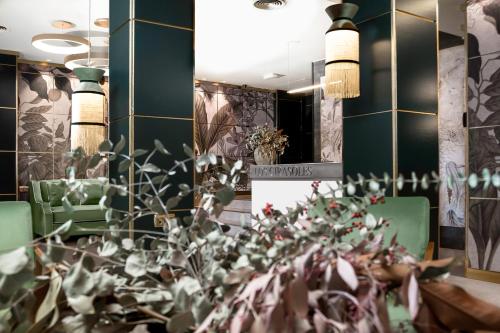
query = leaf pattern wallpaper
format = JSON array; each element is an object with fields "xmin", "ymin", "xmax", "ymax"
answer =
[
  {"xmin": 438, "ymin": 43, "xmax": 466, "ymax": 248},
  {"xmin": 319, "ymin": 77, "xmax": 343, "ymax": 163},
  {"xmin": 17, "ymin": 63, "xmax": 109, "ymax": 188},
  {"xmin": 467, "ymin": 0, "xmax": 500, "ymax": 272},
  {"xmin": 194, "ymin": 81, "xmax": 276, "ymax": 192}
]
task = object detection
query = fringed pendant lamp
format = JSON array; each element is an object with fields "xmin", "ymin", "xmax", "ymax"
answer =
[
  {"xmin": 324, "ymin": 3, "xmax": 360, "ymax": 99},
  {"xmin": 71, "ymin": 67, "xmax": 107, "ymax": 155}
]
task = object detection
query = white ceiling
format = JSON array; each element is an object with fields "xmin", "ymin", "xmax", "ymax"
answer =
[
  {"xmin": 195, "ymin": 0, "xmax": 335, "ymax": 90},
  {"xmin": 0, "ymin": 0, "xmax": 109, "ymax": 63},
  {"xmin": 1, "ymin": 0, "xmax": 463, "ymax": 91}
]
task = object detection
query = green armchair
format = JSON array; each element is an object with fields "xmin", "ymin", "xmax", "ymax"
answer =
[
  {"xmin": 0, "ymin": 202, "xmax": 33, "ymax": 254},
  {"xmin": 29, "ymin": 179, "xmax": 108, "ymax": 236}
]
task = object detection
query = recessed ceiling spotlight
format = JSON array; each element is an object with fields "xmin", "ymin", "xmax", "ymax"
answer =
[
  {"xmin": 0, "ymin": 26, "xmax": 7, "ymax": 33},
  {"xmin": 253, "ymin": 0, "xmax": 287, "ymax": 10},
  {"xmin": 51, "ymin": 20, "xmax": 75, "ymax": 30},
  {"xmin": 94, "ymin": 18, "xmax": 109, "ymax": 29}
]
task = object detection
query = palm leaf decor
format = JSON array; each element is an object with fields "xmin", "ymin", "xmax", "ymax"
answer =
[
  {"xmin": 195, "ymin": 94, "xmax": 208, "ymax": 154},
  {"xmin": 205, "ymin": 103, "xmax": 236, "ymax": 151},
  {"xmin": 195, "ymin": 93, "xmax": 236, "ymax": 155}
]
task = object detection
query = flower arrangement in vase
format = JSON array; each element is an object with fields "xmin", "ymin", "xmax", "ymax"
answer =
[{"xmin": 247, "ymin": 125, "xmax": 288, "ymax": 165}]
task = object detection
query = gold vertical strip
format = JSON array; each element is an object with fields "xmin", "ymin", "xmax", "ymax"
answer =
[
  {"xmin": 391, "ymin": 0, "xmax": 398, "ymax": 196},
  {"xmin": 435, "ymin": 0, "xmax": 441, "ymax": 257},
  {"xmin": 464, "ymin": 0, "xmax": 473, "ymax": 279},
  {"xmin": 15, "ymin": 54, "xmax": 19, "ymax": 201},
  {"xmin": 192, "ymin": 0, "xmax": 196, "ymax": 209},
  {"xmin": 128, "ymin": 0, "xmax": 136, "ymax": 238}
]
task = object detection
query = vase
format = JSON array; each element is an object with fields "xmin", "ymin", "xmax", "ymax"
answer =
[{"xmin": 254, "ymin": 147, "xmax": 276, "ymax": 165}]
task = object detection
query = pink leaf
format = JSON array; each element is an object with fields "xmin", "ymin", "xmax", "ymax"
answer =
[
  {"xmin": 290, "ymin": 277, "xmax": 309, "ymax": 318},
  {"xmin": 337, "ymin": 256, "xmax": 359, "ymax": 291},
  {"xmin": 408, "ymin": 274, "xmax": 420, "ymax": 320}
]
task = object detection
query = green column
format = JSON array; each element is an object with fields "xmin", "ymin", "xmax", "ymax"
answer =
[
  {"xmin": 344, "ymin": 0, "xmax": 439, "ymax": 257},
  {"xmin": 0, "ymin": 52, "xmax": 18, "ymax": 201},
  {"xmin": 109, "ymin": 0, "xmax": 194, "ymax": 234}
]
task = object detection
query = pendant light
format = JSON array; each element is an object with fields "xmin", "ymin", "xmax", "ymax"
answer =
[
  {"xmin": 70, "ymin": 0, "xmax": 107, "ymax": 155},
  {"xmin": 324, "ymin": 3, "xmax": 360, "ymax": 99},
  {"xmin": 64, "ymin": 50, "xmax": 109, "ymax": 76},
  {"xmin": 32, "ymin": 21, "xmax": 90, "ymax": 55},
  {"xmin": 71, "ymin": 67, "xmax": 107, "ymax": 155}
]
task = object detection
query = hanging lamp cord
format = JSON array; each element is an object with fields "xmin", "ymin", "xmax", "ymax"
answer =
[{"xmin": 87, "ymin": 0, "xmax": 91, "ymax": 67}]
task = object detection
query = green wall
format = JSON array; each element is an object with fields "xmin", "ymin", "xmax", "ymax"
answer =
[
  {"xmin": 109, "ymin": 0, "xmax": 195, "ymax": 235},
  {"xmin": 0, "ymin": 52, "xmax": 18, "ymax": 201},
  {"xmin": 344, "ymin": 0, "xmax": 439, "ymax": 256}
]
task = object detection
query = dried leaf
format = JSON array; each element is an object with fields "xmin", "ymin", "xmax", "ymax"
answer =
[
  {"xmin": 337, "ymin": 257, "xmax": 359, "ymax": 290},
  {"xmin": 289, "ymin": 277, "xmax": 309, "ymax": 318},
  {"xmin": 408, "ymin": 274, "xmax": 419, "ymax": 320}
]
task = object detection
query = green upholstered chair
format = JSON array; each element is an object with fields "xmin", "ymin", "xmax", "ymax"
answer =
[
  {"xmin": 0, "ymin": 202, "xmax": 33, "ymax": 254},
  {"xmin": 364, "ymin": 197, "xmax": 432, "ymax": 261},
  {"xmin": 361, "ymin": 197, "xmax": 431, "ymax": 332},
  {"xmin": 29, "ymin": 179, "xmax": 108, "ymax": 236}
]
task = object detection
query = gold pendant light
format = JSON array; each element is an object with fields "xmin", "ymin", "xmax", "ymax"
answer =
[{"xmin": 324, "ymin": 3, "xmax": 360, "ymax": 99}]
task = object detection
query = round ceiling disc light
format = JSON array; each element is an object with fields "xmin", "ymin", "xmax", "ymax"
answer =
[
  {"xmin": 94, "ymin": 18, "xmax": 109, "ymax": 29},
  {"xmin": 32, "ymin": 33, "xmax": 90, "ymax": 55},
  {"xmin": 253, "ymin": 0, "xmax": 287, "ymax": 10},
  {"xmin": 64, "ymin": 51, "xmax": 109, "ymax": 76}
]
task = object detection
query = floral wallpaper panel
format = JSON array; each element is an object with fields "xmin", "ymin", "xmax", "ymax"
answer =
[
  {"xmin": 467, "ymin": 0, "xmax": 500, "ymax": 272},
  {"xmin": 439, "ymin": 45, "xmax": 466, "ymax": 233},
  {"xmin": 195, "ymin": 81, "xmax": 276, "ymax": 192},
  {"xmin": 17, "ymin": 63, "xmax": 107, "ymax": 187}
]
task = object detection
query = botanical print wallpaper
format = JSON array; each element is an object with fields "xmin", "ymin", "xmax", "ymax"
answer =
[
  {"xmin": 195, "ymin": 81, "xmax": 276, "ymax": 192},
  {"xmin": 313, "ymin": 60, "xmax": 343, "ymax": 163},
  {"xmin": 319, "ymin": 77, "xmax": 343, "ymax": 163},
  {"xmin": 439, "ymin": 45, "xmax": 466, "ymax": 244},
  {"xmin": 17, "ymin": 63, "xmax": 108, "ymax": 190},
  {"xmin": 467, "ymin": 0, "xmax": 500, "ymax": 272}
]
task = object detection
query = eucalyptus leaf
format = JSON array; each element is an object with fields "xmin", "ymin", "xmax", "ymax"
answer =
[
  {"xmin": 118, "ymin": 159, "xmax": 132, "ymax": 173},
  {"xmin": 114, "ymin": 135, "xmax": 126, "ymax": 154},
  {"xmin": 0, "ymin": 247, "xmax": 29, "ymax": 275},
  {"xmin": 98, "ymin": 140, "xmax": 113, "ymax": 153},
  {"xmin": 125, "ymin": 252, "xmax": 147, "ymax": 278},
  {"xmin": 155, "ymin": 139, "xmax": 171, "ymax": 155},
  {"xmin": 183, "ymin": 144, "xmax": 194, "ymax": 158}
]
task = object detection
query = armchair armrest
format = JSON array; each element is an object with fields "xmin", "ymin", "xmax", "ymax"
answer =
[{"xmin": 29, "ymin": 182, "xmax": 54, "ymax": 236}]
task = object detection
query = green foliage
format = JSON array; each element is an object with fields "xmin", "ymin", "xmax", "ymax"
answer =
[{"xmin": 0, "ymin": 139, "xmax": 494, "ymax": 332}]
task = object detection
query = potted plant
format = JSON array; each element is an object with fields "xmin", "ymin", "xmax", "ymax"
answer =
[{"xmin": 247, "ymin": 125, "xmax": 288, "ymax": 165}]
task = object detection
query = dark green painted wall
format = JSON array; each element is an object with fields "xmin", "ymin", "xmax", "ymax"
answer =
[
  {"xmin": 0, "ymin": 53, "xmax": 17, "ymax": 200},
  {"xmin": 109, "ymin": 0, "xmax": 194, "ymax": 234},
  {"xmin": 344, "ymin": 0, "xmax": 439, "ymax": 256}
]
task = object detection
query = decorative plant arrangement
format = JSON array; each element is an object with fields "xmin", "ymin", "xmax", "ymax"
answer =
[
  {"xmin": 246, "ymin": 125, "xmax": 288, "ymax": 165},
  {"xmin": 1, "ymin": 138, "xmax": 500, "ymax": 332}
]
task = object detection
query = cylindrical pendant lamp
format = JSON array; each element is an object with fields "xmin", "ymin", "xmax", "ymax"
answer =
[
  {"xmin": 71, "ymin": 67, "xmax": 107, "ymax": 155},
  {"xmin": 324, "ymin": 3, "xmax": 360, "ymax": 99}
]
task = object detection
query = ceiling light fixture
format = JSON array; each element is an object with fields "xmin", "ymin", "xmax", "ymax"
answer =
[
  {"xmin": 94, "ymin": 18, "xmax": 109, "ymax": 29},
  {"xmin": 32, "ymin": 20, "xmax": 89, "ymax": 55},
  {"xmin": 324, "ymin": 3, "xmax": 360, "ymax": 99},
  {"xmin": 71, "ymin": 68, "xmax": 107, "ymax": 155},
  {"xmin": 253, "ymin": 0, "xmax": 287, "ymax": 10},
  {"xmin": 32, "ymin": 34, "xmax": 90, "ymax": 54},
  {"xmin": 0, "ymin": 26, "xmax": 7, "ymax": 33},
  {"xmin": 263, "ymin": 73, "xmax": 286, "ymax": 80},
  {"xmin": 65, "ymin": 50, "xmax": 109, "ymax": 76},
  {"xmin": 51, "ymin": 20, "xmax": 75, "ymax": 29},
  {"xmin": 287, "ymin": 81, "xmax": 341, "ymax": 94}
]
